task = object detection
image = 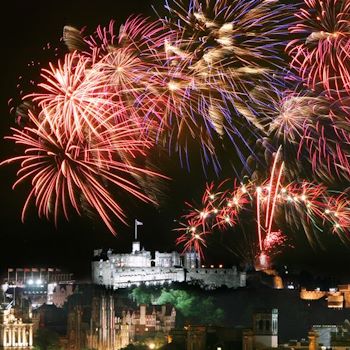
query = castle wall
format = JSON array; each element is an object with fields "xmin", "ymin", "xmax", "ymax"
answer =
[
  {"xmin": 92, "ymin": 263, "xmax": 186, "ymax": 289},
  {"xmin": 186, "ymin": 268, "xmax": 245, "ymax": 289},
  {"xmin": 92, "ymin": 243, "xmax": 245, "ymax": 290},
  {"xmin": 300, "ymin": 288, "xmax": 326, "ymax": 300},
  {"xmin": 107, "ymin": 252, "xmax": 152, "ymax": 268},
  {"xmin": 155, "ymin": 251, "xmax": 181, "ymax": 267}
]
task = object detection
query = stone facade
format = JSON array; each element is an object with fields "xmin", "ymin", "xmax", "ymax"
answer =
[
  {"xmin": 121, "ymin": 304, "xmax": 176, "ymax": 337},
  {"xmin": 243, "ymin": 309, "xmax": 278, "ymax": 350},
  {"xmin": 186, "ymin": 267, "xmax": 246, "ymax": 289},
  {"xmin": 0, "ymin": 305, "xmax": 33, "ymax": 349},
  {"xmin": 92, "ymin": 241, "xmax": 246, "ymax": 290},
  {"xmin": 67, "ymin": 293, "xmax": 176, "ymax": 350},
  {"xmin": 300, "ymin": 284, "xmax": 350, "ymax": 309}
]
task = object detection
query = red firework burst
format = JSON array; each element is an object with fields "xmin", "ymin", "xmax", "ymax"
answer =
[
  {"xmin": 2, "ymin": 110, "xmax": 166, "ymax": 234},
  {"xmin": 29, "ymin": 53, "xmax": 116, "ymax": 141},
  {"xmin": 287, "ymin": 0, "xmax": 350, "ymax": 98},
  {"xmin": 177, "ymin": 148, "xmax": 350, "ymax": 264}
]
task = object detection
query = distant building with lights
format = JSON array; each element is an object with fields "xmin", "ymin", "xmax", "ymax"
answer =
[
  {"xmin": 279, "ymin": 321, "xmax": 350, "ymax": 350},
  {"xmin": 3, "ymin": 267, "xmax": 74, "ymax": 309},
  {"xmin": 300, "ymin": 284, "xmax": 350, "ymax": 309},
  {"xmin": 92, "ymin": 240, "xmax": 246, "ymax": 290},
  {"xmin": 5, "ymin": 267, "xmax": 73, "ymax": 287},
  {"xmin": 243, "ymin": 309, "xmax": 279, "ymax": 350}
]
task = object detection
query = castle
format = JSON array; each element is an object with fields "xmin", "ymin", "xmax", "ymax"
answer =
[{"xmin": 92, "ymin": 240, "xmax": 246, "ymax": 290}]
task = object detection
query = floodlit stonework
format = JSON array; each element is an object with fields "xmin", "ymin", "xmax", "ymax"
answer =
[
  {"xmin": 0, "ymin": 305, "xmax": 33, "ymax": 349},
  {"xmin": 300, "ymin": 285, "xmax": 350, "ymax": 309},
  {"xmin": 92, "ymin": 241, "xmax": 246, "ymax": 290}
]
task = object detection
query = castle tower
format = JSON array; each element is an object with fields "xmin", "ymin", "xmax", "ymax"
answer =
[
  {"xmin": 132, "ymin": 241, "xmax": 141, "ymax": 254},
  {"xmin": 253, "ymin": 308, "xmax": 278, "ymax": 349},
  {"xmin": 183, "ymin": 251, "xmax": 201, "ymax": 269}
]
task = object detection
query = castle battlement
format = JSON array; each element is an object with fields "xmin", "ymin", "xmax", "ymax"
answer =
[{"xmin": 92, "ymin": 241, "xmax": 246, "ymax": 290}]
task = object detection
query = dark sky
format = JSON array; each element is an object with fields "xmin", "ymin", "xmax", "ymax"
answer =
[{"xmin": 1, "ymin": 0, "xmax": 350, "ymax": 279}]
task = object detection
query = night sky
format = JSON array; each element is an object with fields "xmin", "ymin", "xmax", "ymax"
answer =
[{"xmin": 1, "ymin": 0, "xmax": 350, "ymax": 279}]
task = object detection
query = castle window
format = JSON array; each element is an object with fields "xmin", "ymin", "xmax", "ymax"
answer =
[
  {"xmin": 265, "ymin": 320, "xmax": 270, "ymax": 331},
  {"xmin": 259, "ymin": 320, "xmax": 264, "ymax": 331}
]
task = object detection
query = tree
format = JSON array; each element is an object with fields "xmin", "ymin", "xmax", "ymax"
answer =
[{"xmin": 129, "ymin": 286, "xmax": 225, "ymax": 325}]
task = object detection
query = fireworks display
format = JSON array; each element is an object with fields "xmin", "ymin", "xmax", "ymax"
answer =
[
  {"xmin": 158, "ymin": 0, "xmax": 295, "ymax": 166},
  {"xmin": 3, "ymin": 0, "xmax": 350, "ymax": 265},
  {"xmin": 176, "ymin": 148, "xmax": 350, "ymax": 267},
  {"xmin": 1, "ymin": 108, "xmax": 166, "ymax": 234},
  {"xmin": 250, "ymin": 81, "xmax": 350, "ymax": 181},
  {"xmin": 287, "ymin": 0, "xmax": 350, "ymax": 98}
]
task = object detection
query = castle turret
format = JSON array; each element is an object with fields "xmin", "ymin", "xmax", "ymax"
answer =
[
  {"xmin": 132, "ymin": 242, "xmax": 140, "ymax": 254},
  {"xmin": 183, "ymin": 251, "xmax": 201, "ymax": 269}
]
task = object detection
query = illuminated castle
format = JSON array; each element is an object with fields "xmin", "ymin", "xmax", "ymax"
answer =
[{"xmin": 92, "ymin": 226, "xmax": 246, "ymax": 290}]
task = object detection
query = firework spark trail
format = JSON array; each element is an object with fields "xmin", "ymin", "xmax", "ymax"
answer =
[
  {"xmin": 149, "ymin": 0, "xmax": 296, "ymax": 166},
  {"xmin": 256, "ymin": 186, "xmax": 263, "ymax": 251},
  {"xmin": 80, "ymin": 16, "xmax": 170, "ymax": 63},
  {"xmin": 163, "ymin": 0, "xmax": 294, "ymax": 70},
  {"xmin": 251, "ymin": 83, "xmax": 350, "ymax": 180},
  {"xmin": 176, "ymin": 149, "xmax": 350, "ymax": 264},
  {"xmin": 6, "ymin": 0, "xmax": 350, "ymax": 244},
  {"xmin": 27, "ymin": 53, "xmax": 119, "ymax": 141},
  {"xmin": 63, "ymin": 16, "xmax": 229, "ymax": 166},
  {"xmin": 77, "ymin": 17, "xmax": 176, "ymax": 128},
  {"xmin": 2, "ymin": 110, "xmax": 168, "ymax": 234},
  {"xmin": 286, "ymin": 0, "xmax": 350, "ymax": 99},
  {"xmin": 58, "ymin": 2, "xmax": 296, "ymax": 171},
  {"xmin": 176, "ymin": 219, "xmax": 208, "ymax": 259}
]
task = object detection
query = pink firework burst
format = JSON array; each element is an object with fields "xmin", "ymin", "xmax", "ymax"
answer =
[
  {"xmin": 81, "ymin": 16, "xmax": 170, "ymax": 63},
  {"xmin": 1, "ymin": 110, "xmax": 167, "ymax": 234},
  {"xmin": 253, "ymin": 84, "xmax": 350, "ymax": 180},
  {"xmin": 29, "ymin": 52, "xmax": 116, "ymax": 140},
  {"xmin": 287, "ymin": 0, "xmax": 350, "ymax": 98},
  {"xmin": 177, "ymin": 148, "xmax": 350, "ymax": 264}
]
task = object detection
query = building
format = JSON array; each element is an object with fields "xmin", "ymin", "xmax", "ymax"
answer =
[
  {"xmin": 300, "ymin": 284, "xmax": 350, "ymax": 309},
  {"xmin": 121, "ymin": 303, "xmax": 176, "ymax": 339},
  {"xmin": 48, "ymin": 284, "xmax": 75, "ymax": 308},
  {"xmin": 243, "ymin": 309, "xmax": 278, "ymax": 350},
  {"xmin": 66, "ymin": 290, "xmax": 176, "ymax": 350},
  {"xmin": 279, "ymin": 321, "xmax": 350, "ymax": 350},
  {"xmin": 0, "ymin": 302, "xmax": 33, "ymax": 349},
  {"xmin": 3, "ymin": 268, "xmax": 74, "ymax": 309},
  {"xmin": 92, "ymin": 240, "xmax": 246, "ymax": 290},
  {"xmin": 311, "ymin": 321, "xmax": 350, "ymax": 349},
  {"xmin": 5, "ymin": 268, "xmax": 73, "ymax": 287}
]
